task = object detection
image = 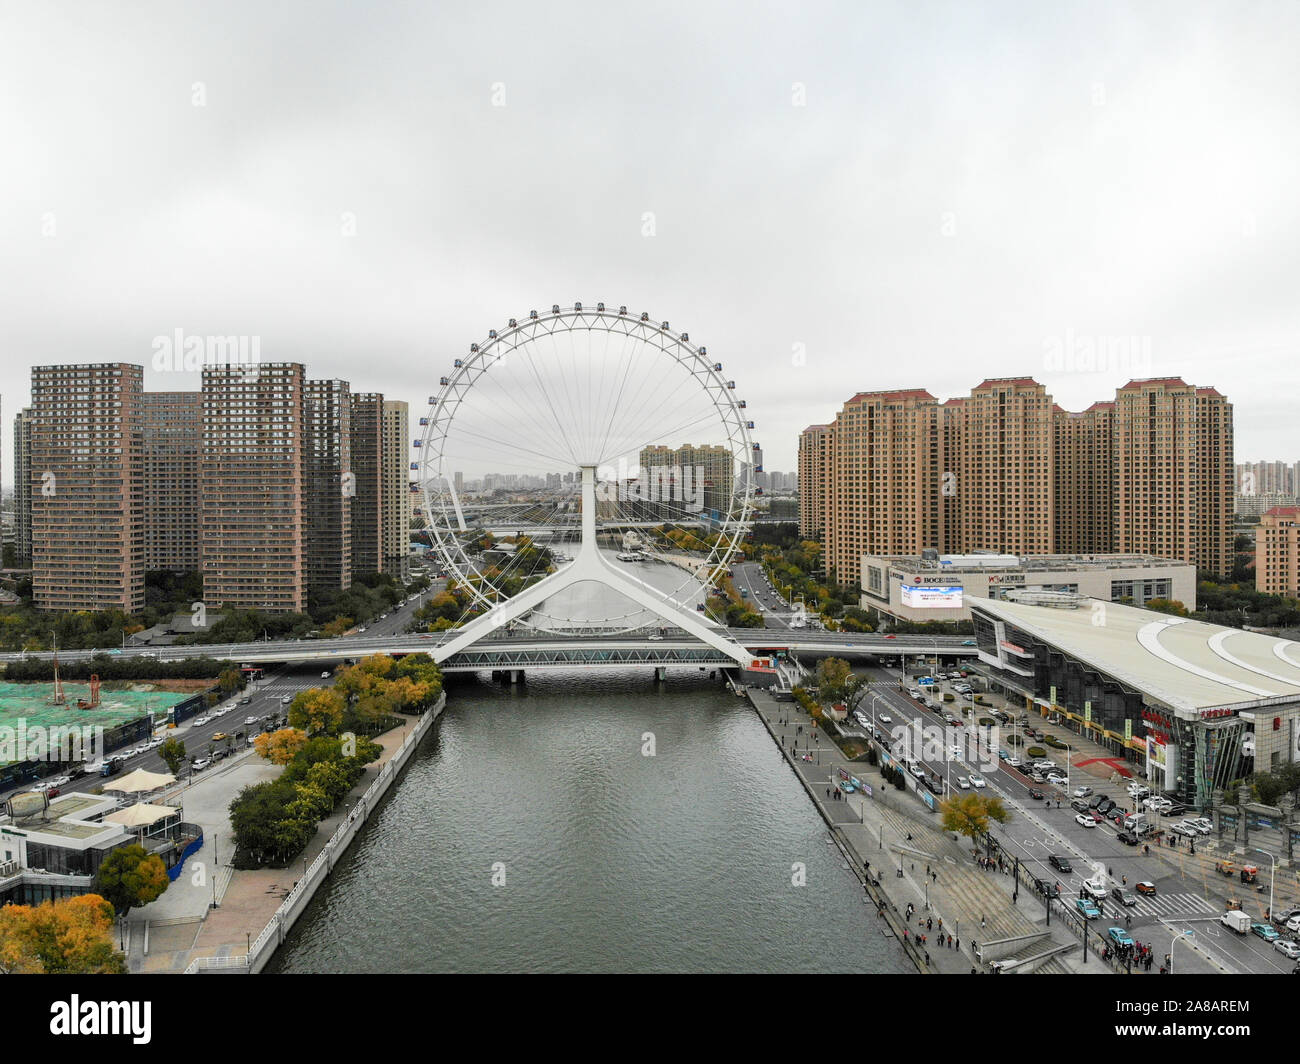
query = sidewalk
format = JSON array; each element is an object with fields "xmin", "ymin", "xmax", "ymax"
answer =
[
  {"xmin": 747, "ymin": 686, "xmax": 1107, "ymax": 973},
  {"xmin": 132, "ymin": 715, "xmax": 423, "ymax": 972}
]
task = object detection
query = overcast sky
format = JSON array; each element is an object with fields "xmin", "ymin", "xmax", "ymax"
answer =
[{"xmin": 3, "ymin": 0, "xmax": 1298, "ymax": 488}]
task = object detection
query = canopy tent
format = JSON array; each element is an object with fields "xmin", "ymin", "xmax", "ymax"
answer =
[
  {"xmin": 104, "ymin": 768, "xmax": 176, "ymax": 794},
  {"xmin": 103, "ymin": 802, "xmax": 178, "ymax": 828}
]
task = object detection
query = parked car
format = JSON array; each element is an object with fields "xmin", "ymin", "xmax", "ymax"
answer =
[
  {"xmin": 244, "ymin": 716, "xmax": 259, "ymax": 726},
  {"xmin": 1274, "ymin": 939, "xmax": 1300, "ymax": 960},
  {"xmin": 1070, "ymin": 798, "xmax": 1091, "ymax": 813},
  {"xmin": 1072, "ymin": 785, "xmax": 1093, "ymax": 798},
  {"xmin": 1096, "ymin": 798, "xmax": 1116, "ymax": 815},
  {"xmin": 1075, "ymin": 813, "xmax": 1097, "ymax": 829},
  {"xmin": 1027, "ymin": 788, "xmax": 1045, "ymax": 800},
  {"xmin": 1252, "ymin": 923, "xmax": 1281, "ymax": 943},
  {"xmin": 191, "ymin": 716, "xmax": 210, "ymax": 726},
  {"xmin": 191, "ymin": 758, "xmax": 212, "ymax": 771},
  {"xmin": 1116, "ymin": 830, "xmax": 1139, "ymax": 846},
  {"xmin": 1049, "ymin": 855, "xmax": 1073, "ymax": 873},
  {"xmin": 1087, "ymin": 795, "xmax": 1105, "ymax": 809}
]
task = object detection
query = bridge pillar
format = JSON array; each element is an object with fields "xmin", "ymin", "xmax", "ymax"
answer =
[
  {"xmin": 509, "ymin": 669, "xmax": 523, "ymax": 685},
  {"xmin": 654, "ymin": 666, "xmax": 666, "ymax": 682}
]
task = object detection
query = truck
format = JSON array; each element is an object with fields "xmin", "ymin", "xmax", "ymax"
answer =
[
  {"xmin": 1122, "ymin": 811, "xmax": 1148, "ymax": 833},
  {"xmin": 98, "ymin": 757, "xmax": 125, "ymax": 779},
  {"xmin": 1221, "ymin": 910, "xmax": 1252, "ymax": 934}
]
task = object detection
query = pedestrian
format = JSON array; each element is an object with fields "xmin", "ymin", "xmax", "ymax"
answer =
[
  {"xmin": 937, "ymin": 918, "xmax": 943, "ymax": 930},
  {"xmin": 1122, "ymin": 875, "xmax": 1127, "ymax": 886},
  {"xmin": 955, "ymin": 937, "xmax": 959, "ymax": 949},
  {"xmin": 903, "ymin": 929, "xmax": 909, "ymax": 941},
  {"xmin": 927, "ymin": 917, "xmax": 932, "ymax": 931},
  {"xmin": 933, "ymin": 871, "xmax": 938, "ymax": 883},
  {"xmin": 925, "ymin": 950, "xmax": 930, "ymax": 965},
  {"xmin": 981, "ymin": 915, "xmax": 986, "ymax": 929}
]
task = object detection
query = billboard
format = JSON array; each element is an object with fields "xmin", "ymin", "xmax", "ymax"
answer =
[{"xmin": 899, "ymin": 584, "xmax": 963, "ymax": 609}]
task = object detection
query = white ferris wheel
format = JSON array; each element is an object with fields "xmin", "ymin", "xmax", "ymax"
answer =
[{"xmin": 415, "ymin": 303, "xmax": 759, "ymax": 653}]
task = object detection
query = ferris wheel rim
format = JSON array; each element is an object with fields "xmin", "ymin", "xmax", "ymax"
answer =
[{"xmin": 416, "ymin": 304, "xmax": 756, "ymax": 630}]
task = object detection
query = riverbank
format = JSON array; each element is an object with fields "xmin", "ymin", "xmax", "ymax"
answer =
[{"xmin": 131, "ymin": 696, "xmax": 445, "ymax": 973}]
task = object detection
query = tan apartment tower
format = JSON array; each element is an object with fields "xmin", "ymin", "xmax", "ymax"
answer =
[
  {"xmin": 797, "ymin": 424, "xmax": 831, "ymax": 539},
  {"xmin": 30, "ymin": 364, "xmax": 146, "ymax": 612},
  {"xmin": 1257, "ymin": 506, "xmax": 1300, "ymax": 597},
  {"xmin": 1052, "ymin": 401, "xmax": 1114, "ymax": 555},
  {"xmin": 141, "ymin": 392, "xmax": 202, "ymax": 572},
  {"xmin": 1113, "ymin": 378, "xmax": 1233, "ymax": 577},
  {"xmin": 200, "ymin": 363, "xmax": 307, "ymax": 612},
  {"xmin": 958, "ymin": 378, "xmax": 1054, "ymax": 556},
  {"xmin": 823, "ymin": 389, "xmax": 941, "ymax": 586}
]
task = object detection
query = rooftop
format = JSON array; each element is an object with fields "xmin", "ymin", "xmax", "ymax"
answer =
[
  {"xmin": 973, "ymin": 596, "xmax": 1300, "ymax": 716},
  {"xmin": 867, "ymin": 552, "xmax": 1193, "ymax": 574}
]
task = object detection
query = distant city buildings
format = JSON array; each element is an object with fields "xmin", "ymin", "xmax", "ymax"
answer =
[
  {"xmin": 801, "ymin": 376, "xmax": 1234, "ymax": 586},
  {"xmin": 1235, "ymin": 459, "xmax": 1300, "ymax": 516},
  {"xmin": 16, "ymin": 362, "xmax": 414, "ymax": 614}
]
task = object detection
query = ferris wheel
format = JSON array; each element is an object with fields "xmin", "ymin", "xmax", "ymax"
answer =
[{"xmin": 416, "ymin": 303, "xmax": 758, "ymax": 635}]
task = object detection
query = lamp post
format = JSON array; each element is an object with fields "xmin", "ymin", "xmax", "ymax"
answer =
[
  {"xmin": 1169, "ymin": 928, "xmax": 1194, "ymax": 973},
  {"xmin": 1255, "ymin": 847, "xmax": 1277, "ymax": 921}
]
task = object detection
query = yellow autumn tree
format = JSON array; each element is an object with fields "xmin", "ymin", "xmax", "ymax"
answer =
[
  {"xmin": 288, "ymin": 688, "xmax": 346, "ymax": 737},
  {"xmin": 254, "ymin": 727, "xmax": 309, "ymax": 765},
  {"xmin": 0, "ymin": 894, "xmax": 126, "ymax": 974}
]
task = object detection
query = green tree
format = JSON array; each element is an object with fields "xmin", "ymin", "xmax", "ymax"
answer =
[
  {"xmin": 814, "ymin": 657, "xmax": 858, "ymax": 706},
  {"xmin": 159, "ymin": 737, "xmax": 186, "ymax": 775},
  {"xmin": 288, "ymin": 688, "xmax": 346, "ymax": 737},
  {"xmin": 92, "ymin": 844, "xmax": 169, "ymax": 917}
]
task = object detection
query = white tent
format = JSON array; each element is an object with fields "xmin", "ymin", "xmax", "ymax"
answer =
[
  {"xmin": 103, "ymin": 802, "xmax": 178, "ymax": 828},
  {"xmin": 104, "ymin": 768, "xmax": 176, "ymax": 794}
]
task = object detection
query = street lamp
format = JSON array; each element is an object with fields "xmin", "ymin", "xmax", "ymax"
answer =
[
  {"xmin": 1168, "ymin": 928, "xmax": 1194, "ymax": 973},
  {"xmin": 1255, "ymin": 848, "xmax": 1277, "ymax": 921}
]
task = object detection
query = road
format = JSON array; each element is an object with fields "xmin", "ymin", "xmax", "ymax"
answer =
[{"xmin": 842, "ymin": 664, "xmax": 1297, "ymax": 975}]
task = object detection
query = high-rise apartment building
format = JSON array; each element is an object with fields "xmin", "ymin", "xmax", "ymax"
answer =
[
  {"xmin": 822, "ymin": 390, "xmax": 941, "ymax": 584},
  {"xmin": 381, "ymin": 398, "xmax": 410, "ymax": 579},
  {"xmin": 958, "ymin": 378, "xmax": 1054, "ymax": 556},
  {"xmin": 200, "ymin": 363, "xmax": 306, "ymax": 613},
  {"xmin": 1052, "ymin": 401, "xmax": 1114, "ymax": 555},
  {"xmin": 349, "ymin": 393, "xmax": 384, "ymax": 578},
  {"xmin": 803, "ymin": 375, "xmax": 1234, "ymax": 589},
  {"xmin": 304, "ymin": 379, "xmax": 352, "ymax": 595},
  {"xmin": 798, "ymin": 424, "xmax": 832, "ymax": 539},
  {"xmin": 12, "ymin": 407, "xmax": 33, "ymax": 566},
  {"xmin": 1257, "ymin": 506, "xmax": 1300, "ymax": 596},
  {"xmin": 1113, "ymin": 378, "xmax": 1233, "ymax": 577},
  {"xmin": 640, "ymin": 443, "xmax": 735, "ymax": 520},
  {"xmin": 141, "ymin": 392, "xmax": 202, "ymax": 572},
  {"xmin": 29, "ymin": 364, "xmax": 145, "ymax": 612}
]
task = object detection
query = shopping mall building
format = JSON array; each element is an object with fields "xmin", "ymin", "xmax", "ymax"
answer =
[{"xmin": 969, "ymin": 591, "xmax": 1300, "ymax": 810}]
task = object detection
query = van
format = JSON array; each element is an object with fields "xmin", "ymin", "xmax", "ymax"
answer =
[
  {"xmin": 1123, "ymin": 812, "xmax": 1147, "ymax": 832},
  {"xmin": 1221, "ymin": 910, "xmax": 1251, "ymax": 934}
]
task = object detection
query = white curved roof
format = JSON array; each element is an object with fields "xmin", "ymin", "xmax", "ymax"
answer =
[{"xmin": 974, "ymin": 597, "xmax": 1300, "ymax": 716}]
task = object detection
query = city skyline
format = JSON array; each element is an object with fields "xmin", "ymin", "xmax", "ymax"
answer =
[{"xmin": 5, "ymin": 3, "xmax": 1300, "ymax": 489}]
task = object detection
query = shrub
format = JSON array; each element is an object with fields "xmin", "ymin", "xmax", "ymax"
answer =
[
  {"xmin": 1005, "ymin": 734, "xmax": 1023, "ymax": 746},
  {"xmin": 1027, "ymin": 746, "xmax": 1047, "ymax": 759},
  {"xmin": 1044, "ymin": 735, "xmax": 1066, "ymax": 749}
]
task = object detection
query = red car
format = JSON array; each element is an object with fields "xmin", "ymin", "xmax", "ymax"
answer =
[
  {"xmin": 1088, "ymin": 809, "xmax": 1105, "ymax": 823},
  {"xmin": 1028, "ymin": 788, "xmax": 1045, "ymax": 800},
  {"xmin": 884, "ymin": 634, "xmax": 897, "ymax": 640}
]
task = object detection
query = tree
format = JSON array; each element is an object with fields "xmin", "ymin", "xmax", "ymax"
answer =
[
  {"xmin": 92, "ymin": 844, "xmax": 169, "ymax": 917},
  {"xmin": 0, "ymin": 894, "xmax": 126, "ymax": 974},
  {"xmin": 159, "ymin": 737, "xmax": 186, "ymax": 775},
  {"xmin": 254, "ymin": 727, "xmax": 309, "ymax": 765},
  {"xmin": 288, "ymin": 688, "xmax": 346, "ymax": 737},
  {"xmin": 814, "ymin": 657, "xmax": 858, "ymax": 706},
  {"xmin": 217, "ymin": 667, "xmax": 243, "ymax": 695},
  {"xmin": 940, "ymin": 792, "xmax": 1011, "ymax": 842}
]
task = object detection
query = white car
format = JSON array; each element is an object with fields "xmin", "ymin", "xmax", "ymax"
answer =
[
  {"xmin": 878, "ymin": 713, "xmax": 893, "ymax": 724},
  {"xmin": 1075, "ymin": 813, "xmax": 1097, "ymax": 828},
  {"xmin": 244, "ymin": 716, "xmax": 260, "ymax": 726},
  {"xmin": 1274, "ymin": 939, "xmax": 1300, "ymax": 960},
  {"xmin": 1005, "ymin": 757, "xmax": 1022, "ymax": 768},
  {"xmin": 191, "ymin": 758, "xmax": 211, "ymax": 771},
  {"xmin": 321, "ymin": 671, "xmax": 332, "ymax": 678},
  {"xmin": 955, "ymin": 776, "xmax": 970, "ymax": 790},
  {"xmin": 852, "ymin": 711, "xmax": 870, "ymax": 729},
  {"xmin": 1046, "ymin": 772, "xmax": 1067, "ymax": 785},
  {"xmin": 191, "ymin": 716, "xmax": 209, "ymax": 727},
  {"xmin": 1285, "ymin": 915, "xmax": 1300, "ymax": 934},
  {"xmin": 1189, "ymin": 817, "xmax": 1213, "ymax": 832},
  {"xmin": 968, "ymin": 773, "xmax": 987, "ymax": 789},
  {"xmin": 280, "ymin": 695, "xmax": 292, "ymax": 705}
]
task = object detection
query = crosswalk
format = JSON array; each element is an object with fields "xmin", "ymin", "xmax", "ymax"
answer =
[{"xmin": 1118, "ymin": 892, "xmax": 1217, "ymax": 919}]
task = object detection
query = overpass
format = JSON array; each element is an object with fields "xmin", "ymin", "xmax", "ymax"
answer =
[{"xmin": 0, "ymin": 630, "xmax": 978, "ymax": 672}]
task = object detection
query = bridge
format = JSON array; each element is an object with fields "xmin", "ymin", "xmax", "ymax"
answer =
[{"xmin": 0, "ymin": 629, "xmax": 978, "ymax": 672}]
